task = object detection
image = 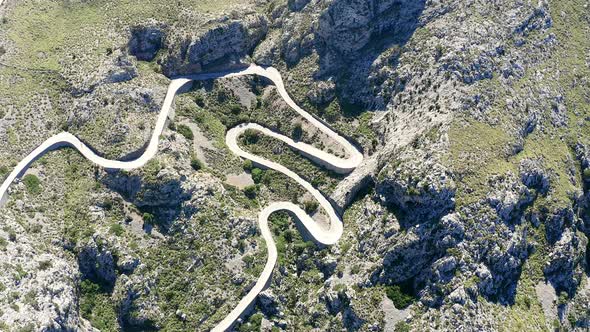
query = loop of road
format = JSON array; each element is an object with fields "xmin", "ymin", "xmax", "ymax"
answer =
[{"xmin": 0, "ymin": 65, "xmax": 363, "ymax": 331}]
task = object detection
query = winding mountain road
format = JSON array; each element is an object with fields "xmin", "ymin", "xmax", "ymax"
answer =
[{"xmin": 0, "ymin": 64, "xmax": 363, "ymax": 331}]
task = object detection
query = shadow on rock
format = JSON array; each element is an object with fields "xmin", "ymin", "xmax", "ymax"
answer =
[{"xmin": 314, "ymin": 0, "xmax": 426, "ymax": 109}]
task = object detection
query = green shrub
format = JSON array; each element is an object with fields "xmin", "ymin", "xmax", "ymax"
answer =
[
  {"xmin": 568, "ymin": 314, "xmax": 577, "ymax": 328},
  {"xmin": 395, "ymin": 321, "xmax": 411, "ymax": 332},
  {"xmin": 8, "ymin": 230, "xmax": 16, "ymax": 242},
  {"xmin": 194, "ymin": 94, "xmax": 205, "ymax": 107},
  {"xmin": 143, "ymin": 159, "xmax": 161, "ymax": 182},
  {"xmin": 242, "ymin": 255, "xmax": 254, "ymax": 267},
  {"xmin": 583, "ymin": 168, "xmax": 590, "ymax": 180},
  {"xmin": 0, "ymin": 165, "xmax": 8, "ymax": 176},
  {"xmin": 239, "ymin": 313, "xmax": 263, "ymax": 332},
  {"xmin": 311, "ymin": 177, "xmax": 326, "ymax": 187},
  {"xmin": 15, "ymin": 264, "xmax": 26, "ymax": 281},
  {"xmin": 190, "ymin": 156, "xmax": 203, "ymax": 171},
  {"xmin": 230, "ymin": 104, "xmax": 242, "ymax": 115},
  {"xmin": 243, "ymin": 129, "xmax": 260, "ymax": 145},
  {"xmin": 293, "ymin": 240, "xmax": 314, "ymax": 255},
  {"xmin": 143, "ymin": 212, "xmax": 155, "ymax": 225},
  {"xmin": 176, "ymin": 124, "xmax": 193, "ymax": 140},
  {"xmin": 340, "ymin": 241, "xmax": 352, "ymax": 253},
  {"xmin": 14, "ymin": 323, "xmax": 34, "ymax": 332},
  {"xmin": 323, "ymin": 101, "xmax": 340, "ymax": 122},
  {"xmin": 242, "ymin": 159, "xmax": 253, "ymax": 171},
  {"xmin": 435, "ymin": 44, "xmax": 445, "ymax": 60},
  {"xmin": 407, "ymin": 186, "xmax": 421, "ymax": 196},
  {"xmin": 385, "ymin": 284, "xmax": 415, "ymax": 309},
  {"xmin": 303, "ymin": 200, "xmax": 319, "ymax": 214},
  {"xmin": 109, "ymin": 223, "xmax": 124, "ymax": 237},
  {"xmin": 79, "ymin": 279, "xmax": 117, "ymax": 331},
  {"xmin": 251, "ymin": 168, "xmax": 264, "ymax": 183},
  {"xmin": 23, "ymin": 290, "xmax": 38, "ymax": 309},
  {"xmin": 38, "ymin": 260, "xmax": 52, "ymax": 271},
  {"xmin": 292, "ymin": 122, "xmax": 303, "ymax": 141},
  {"xmin": 243, "ymin": 185, "xmax": 257, "ymax": 199},
  {"xmin": 22, "ymin": 174, "xmax": 41, "ymax": 195}
]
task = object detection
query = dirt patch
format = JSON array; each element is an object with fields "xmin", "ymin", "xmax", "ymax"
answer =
[
  {"xmin": 182, "ymin": 122, "xmax": 217, "ymax": 166},
  {"xmin": 381, "ymin": 296, "xmax": 411, "ymax": 330},
  {"xmin": 535, "ymin": 281, "xmax": 557, "ymax": 324},
  {"xmin": 225, "ymin": 172, "xmax": 254, "ymax": 189}
]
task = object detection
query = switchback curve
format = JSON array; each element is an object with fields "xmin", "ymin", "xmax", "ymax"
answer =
[{"xmin": 0, "ymin": 64, "xmax": 363, "ymax": 331}]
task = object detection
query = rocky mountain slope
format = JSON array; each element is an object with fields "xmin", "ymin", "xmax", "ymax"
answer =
[{"xmin": 1, "ymin": 0, "xmax": 590, "ymax": 331}]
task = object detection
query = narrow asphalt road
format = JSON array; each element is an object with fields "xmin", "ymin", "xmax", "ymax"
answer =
[{"xmin": 0, "ymin": 64, "xmax": 363, "ymax": 331}]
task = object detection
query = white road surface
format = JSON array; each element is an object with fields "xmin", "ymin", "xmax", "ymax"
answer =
[{"xmin": 0, "ymin": 64, "xmax": 363, "ymax": 331}]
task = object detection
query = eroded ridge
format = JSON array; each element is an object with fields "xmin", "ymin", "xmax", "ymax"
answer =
[{"xmin": 0, "ymin": 65, "xmax": 363, "ymax": 331}]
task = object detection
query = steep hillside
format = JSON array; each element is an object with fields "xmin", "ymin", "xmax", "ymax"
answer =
[{"xmin": 0, "ymin": 0, "xmax": 589, "ymax": 331}]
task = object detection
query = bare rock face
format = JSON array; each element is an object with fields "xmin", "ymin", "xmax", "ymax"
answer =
[
  {"xmin": 288, "ymin": 0, "xmax": 312, "ymax": 11},
  {"xmin": 77, "ymin": 236, "xmax": 117, "ymax": 287},
  {"xmin": 103, "ymin": 165, "xmax": 215, "ymax": 212},
  {"xmin": 128, "ymin": 24, "xmax": 166, "ymax": 62},
  {"xmin": 257, "ymin": 289, "xmax": 280, "ymax": 316},
  {"xmin": 377, "ymin": 212, "xmax": 464, "ymax": 285},
  {"xmin": 544, "ymin": 229, "xmax": 588, "ymax": 296},
  {"xmin": 541, "ymin": 207, "xmax": 575, "ymax": 245},
  {"xmin": 161, "ymin": 13, "xmax": 268, "ymax": 76},
  {"xmin": 575, "ymin": 142, "xmax": 590, "ymax": 170},
  {"xmin": 316, "ymin": 0, "xmax": 425, "ymax": 61},
  {"xmin": 519, "ymin": 158, "xmax": 550, "ymax": 194},
  {"xmin": 103, "ymin": 135, "xmax": 197, "ymax": 208},
  {"xmin": 0, "ymin": 215, "xmax": 90, "ymax": 331},
  {"xmin": 486, "ymin": 172, "xmax": 534, "ymax": 223},
  {"xmin": 317, "ymin": 0, "xmax": 374, "ymax": 56},
  {"xmin": 113, "ymin": 273, "xmax": 162, "ymax": 330},
  {"xmin": 478, "ymin": 229, "xmax": 532, "ymax": 302},
  {"xmin": 376, "ymin": 153, "xmax": 455, "ymax": 226},
  {"xmin": 187, "ymin": 15, "xmax": 267, "ymax": 67},
  {"xmin": 306, "ymin": 79, "xmax": 336, "ymax": 106}
]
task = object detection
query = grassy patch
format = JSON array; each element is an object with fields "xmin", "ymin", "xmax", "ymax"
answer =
[
  {"xmin": 22, "ymin": 174, "xmax": 41, "ymax": 195},
  {"xmin": 108, "ymin": 223, "xmax": 124, "ymax": 237},
  {"xmin": 496, "ymin": 278, "xmax": 547, "ymax": 332},
  {"xmin": 237, "ymin": 313, "xmax": 263, "ymax": 332},
  {"xmin": 446, "ymin": 119, "xmax": 515, "ymax": 207},
  {"xmin": 384, "ymin": 284, "xmax": 416, "ymax": 309},
  {"xmin": 79, "ymin": 279, "xmax": 118, "ymax": 332},
  {"xmin": 5, "ymin": 0, "xmax": 250, "ymax": 72},
  {"xmin": 241, "ymin": 135, "xmax": 344, "ymax": 195},
  {"xmin": 176, "ymin": 124, "xmax": 194, "ymax": 141}
]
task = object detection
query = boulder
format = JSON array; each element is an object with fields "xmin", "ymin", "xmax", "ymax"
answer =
[
  {"xmin": 306, "ymin": 79, "xmax": 336, "ymax": 106},
  {"xmin": 487, "ymin": 172, "xmax": 534, "ymax": 223},
  {"xmin": 519, "ymin": 158, "xmax": 550, "ymax": 194},
  {"xmin": 544, "ymin": 229, "xmax": 588, "ymax": 295},
  {"xmin": 77, "ymin": 236, "xmax": 117, "ymax": 287},
  {"xmin": 257, "ymin": 289, "xmax": 279, "ymax": 316}
]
